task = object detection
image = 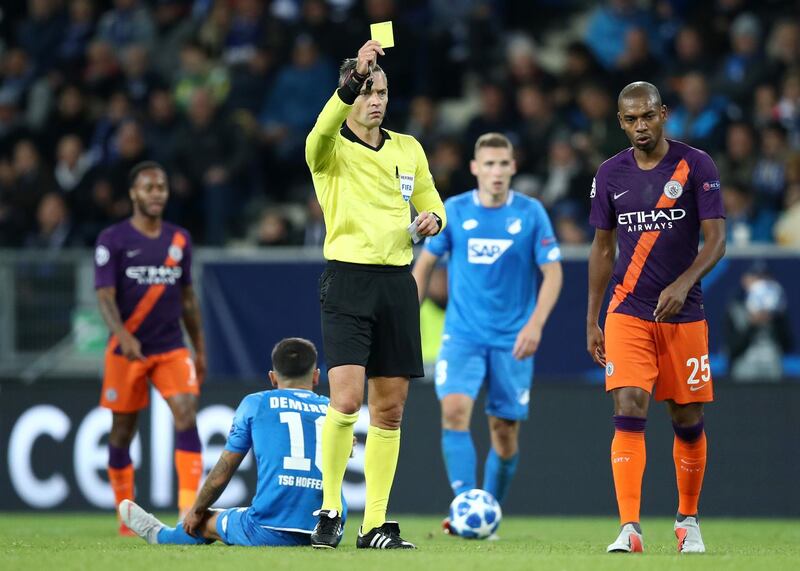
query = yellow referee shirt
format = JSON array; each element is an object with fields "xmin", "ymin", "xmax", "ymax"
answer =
[{"xmin": 306, "ymin": 91, "xmax": 446, "ymax": 266}]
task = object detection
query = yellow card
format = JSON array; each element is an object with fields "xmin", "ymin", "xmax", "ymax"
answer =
[{"xmin": 370, "ymin": 21, "xmax": 395, "ymax": 49}]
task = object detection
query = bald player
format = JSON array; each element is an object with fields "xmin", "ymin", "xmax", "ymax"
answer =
[{"xmin": 586, "ymin": 82, "xmax": 726, "ymax": 554}]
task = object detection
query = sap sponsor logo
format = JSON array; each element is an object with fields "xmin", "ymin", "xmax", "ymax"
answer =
[
  {"xmin": 126, "ymin": 266, "xmax": 183, "ymax": 285},
  {"xmin": 702, "ymin": 180, "xmax": 721, "ymax": 191},
  {"xmin": 590, "ymin": 177, "xmax": 596, "ymax": 198},
  {"xmin": 506, "ymin": 217, "xmax": 522, "ymax": 235},
  {"xmin": 547, "ymin": 247, "xmax": 561, "ymax": 261},
  {"xmin": 663, "ymin": 180, "xmax": 684, "ymax": 199},
  {"xmin": 467, "ymin": 238, "xmax": 513, "ymax": 264},
  {"xmin": 618, "ymin": 209, "xmax": 686, "ymax": 232},
  {"xmin": 462, "ymin": 219, "xmax": 479, "ymax": 230},
  {"xmin": 95, "ymin": 245, "xmax": 110, "ymax": 266}
]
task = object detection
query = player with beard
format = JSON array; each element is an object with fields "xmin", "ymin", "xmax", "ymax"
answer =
[{"xmin": 586, "ymin": 82, "xmax": 726, "ymax": 554}]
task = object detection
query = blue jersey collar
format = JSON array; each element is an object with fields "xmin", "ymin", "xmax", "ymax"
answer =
[{"xmin": 472, "ymin": 189, "xmax": 515, "ymax": 207}]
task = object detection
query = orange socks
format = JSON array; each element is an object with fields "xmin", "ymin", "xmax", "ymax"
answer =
[
  {"xmin": 673, "ymin": 420, "xmax": 707, "ymax": 516},
  {"xmin": 175, "ymin": 450, "xmax": 203, "ymax": 513},
  {"xmin": 611, "ymin": 416, "xmax": 647, "ymax": 525},
  {"xmin": 108, "ymin": 465, "xmax": 135, "ymax": 506}
]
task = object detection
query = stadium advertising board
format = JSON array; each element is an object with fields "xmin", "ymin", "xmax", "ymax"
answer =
[
  {"xmin": 0, "ymin": 385, "xmax": 369, "ymax": 511},
  {"xmin": 2, "ymin": 382, "xmax": 798, "ymax": 516}
]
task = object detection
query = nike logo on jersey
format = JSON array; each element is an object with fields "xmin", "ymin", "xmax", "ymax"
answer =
[
  {"xmin": 467, "ymin": 238, "xmax": 513, "ymax": 265},
  {"xmin": 689, "ymin": 384, "xmax": 709, "ymax": 392},
  {"xmin": 613, "ymin": 190, "xmax": 630, "ymax": 200},
  {"xmin": 126, "ymin": 249, "xmax": 142, "ymax": 258}
]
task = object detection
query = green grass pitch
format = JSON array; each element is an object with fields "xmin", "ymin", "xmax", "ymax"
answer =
[{"xmin": 2, "ymin": 514, "xmax": 799, "ymax": 571}]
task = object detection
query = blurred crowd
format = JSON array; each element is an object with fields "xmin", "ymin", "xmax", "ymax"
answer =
[{"xmin": 1, "ymin": 0, "xmax": 799, "ymax": 248}]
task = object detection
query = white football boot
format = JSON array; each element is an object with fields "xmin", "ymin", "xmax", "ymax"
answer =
[
  {"xmin": 119, "ymin": 499, "xmax": 165, "ymax": 545},
  {"xmin": 675, "ymin": 516, "xmax": 706, "ymax": 553},
  {"xmin": 607, "ymin": 523, "xmax": 644, "ymax": 553}
]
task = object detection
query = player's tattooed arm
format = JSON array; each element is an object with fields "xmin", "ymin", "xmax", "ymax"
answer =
[
  {"xmin": 194, "ymin": 450, "xmax": 244, "ymax": 510},
  {"xmin": 96, "ymin": 286, "xmax": 144, "ymax": 361},
  {"xmin": 184, "ymin": 450, "xmax": 244, "ymax": 536},
  {"xmin": 181, "ymin": 285, "xmax": 206, "ymax": 382}
]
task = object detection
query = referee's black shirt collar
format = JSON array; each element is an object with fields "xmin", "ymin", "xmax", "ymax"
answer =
[{"xmin": 340, "ymin": 122, "xmax": 391, "ymax": 152}]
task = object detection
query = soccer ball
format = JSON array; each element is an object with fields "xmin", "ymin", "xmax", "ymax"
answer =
[{"xmin": 448, "ymin": 489, "xmax": 502, "ymax": 539}]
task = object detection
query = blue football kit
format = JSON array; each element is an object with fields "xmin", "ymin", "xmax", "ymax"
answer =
[
  {"xmin": 155, "ymin": 388, "xmax": 342, "ymax": 547},
  {"xmin": 423, "ymin": 189, "xmax": 560, "ymax": 502},
  {"xmin": 214, "ymin": 388, "xmax": 342, "ymax": 546},
  {"xmin": 425, "ymin": 190, "xmax": 561, "ymax": 420}
]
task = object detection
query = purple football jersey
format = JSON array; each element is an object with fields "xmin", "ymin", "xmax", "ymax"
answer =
[
  {"xmin": 94, "ymin": 220, "xmax": 192, "ymax": 355},
  {"xmin": 590, "ymin": 140, "xmax": 725, "ymax": 323}
]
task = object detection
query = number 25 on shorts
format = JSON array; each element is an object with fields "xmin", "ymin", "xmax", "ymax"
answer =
[{"xmin": 686, "ymin": 354, "xmax": 710, "ymax": 387}]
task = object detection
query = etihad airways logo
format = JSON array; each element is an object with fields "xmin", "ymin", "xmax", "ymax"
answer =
[
  {"xmin": 126, "ymin": 266, "xmax": 183, "ymax": 285},
  {"xmin": 618, "ymin": 208, "xmax": 686, "ymax": 232}
]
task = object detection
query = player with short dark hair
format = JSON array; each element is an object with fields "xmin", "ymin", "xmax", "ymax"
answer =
[
  {"xmin": 95, "ymin": 161, "xmax": 206, "ymax": 535},
  {"xmin": 586, "ymin": 82, "xmax": 726, "ymax": 554},
  {"xmin": 305, "ymin": 40, "xmax": 446, "ymax": 549},
  {"xmin": 120, "ymin": 337, "xmax": 343, "ymax": 547},
  {"xmin": 413, "ymin": 132, "xmax": 563, "ymax": 532}
]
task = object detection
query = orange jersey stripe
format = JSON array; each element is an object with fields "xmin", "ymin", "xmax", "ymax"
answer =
[
  {"xmin": 608, "ymin": 159, "xmax": 690, "ymax": 314},
  {"xmin": 109, "ymin": 231, "xmax": 186, "ymax": 351}
]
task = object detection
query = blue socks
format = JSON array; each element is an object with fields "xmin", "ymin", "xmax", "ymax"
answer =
[
  {"xmin": 441, "ymin": 429, "xmax": 477, "ymax": 496},
  {"xmin": 442, "ymin": 429, "xmax": 520, "ymax": 503},
  {"xmin": 483, "ymin": 448, "xmax": 519, "ymax": 503},
  {"xmin": 156, "ymin": 525, "xmax": 211, "ymax": 545}
]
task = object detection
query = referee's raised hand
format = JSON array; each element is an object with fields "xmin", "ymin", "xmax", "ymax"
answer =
[{"xmin": 356, "ymin": 40, "xmax": 385, "ymax": 75}]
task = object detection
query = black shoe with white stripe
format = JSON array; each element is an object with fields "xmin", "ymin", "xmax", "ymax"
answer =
[
  {"xmin": 310, "ymin": 509, "xmax": 343, "ymax": 549},
  {"xmin": 356, "ymin": 521, "xmax": 416, "ymax": 549}
]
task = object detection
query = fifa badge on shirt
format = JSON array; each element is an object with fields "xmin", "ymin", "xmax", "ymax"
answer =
[
  {"xmin": 663, "ymin": 180, "xmax": 684, "ymax": 200},
  {"xmin": 398, "ymin": 171, "xmax": 415, "ymax": 202}
]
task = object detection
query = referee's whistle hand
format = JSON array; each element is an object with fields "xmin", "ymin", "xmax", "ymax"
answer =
[
  {"xmin": 356, "ymin": 40, "xmax": 385, "ymax": 75},
  {"xmin": 415, "ymin": 212, "xmax": 440, "ymax": 237}
]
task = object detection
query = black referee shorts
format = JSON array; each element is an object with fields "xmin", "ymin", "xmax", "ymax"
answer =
[{"xmin": 319, "ymin": 260, "xmax": 424, "ymax": 379}]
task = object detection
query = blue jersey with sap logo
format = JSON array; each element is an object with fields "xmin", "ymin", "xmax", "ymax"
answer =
[
  {"xmin": 225, "ymin": 388, "xmax": 340, "ymax": 533},
  {"xmin": 424, "ymin": 190, "xmax": 561, "ymax": 348}
]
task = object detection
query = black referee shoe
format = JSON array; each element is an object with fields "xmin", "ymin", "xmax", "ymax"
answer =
[
  {"xmin": 356, "ymin": 521, "xmax": 416, "ymax": 549},
  {"xmin": 310, "ymin": 509, "xmax": 343, "ymax": 549}
]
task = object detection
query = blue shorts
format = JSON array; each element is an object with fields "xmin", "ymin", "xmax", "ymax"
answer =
[
  {"xmin": 216, "ymin": 507, "xmax": 311, "ymax": 547},
  {"xmin": 435, "ymin": 335, "xmax": 533, "ymax": 421}
]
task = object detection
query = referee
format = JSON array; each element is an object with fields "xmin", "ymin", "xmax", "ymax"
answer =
[{"xmin": 306, "ymin": 40, "xmax": 446, "ymax": 550}]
